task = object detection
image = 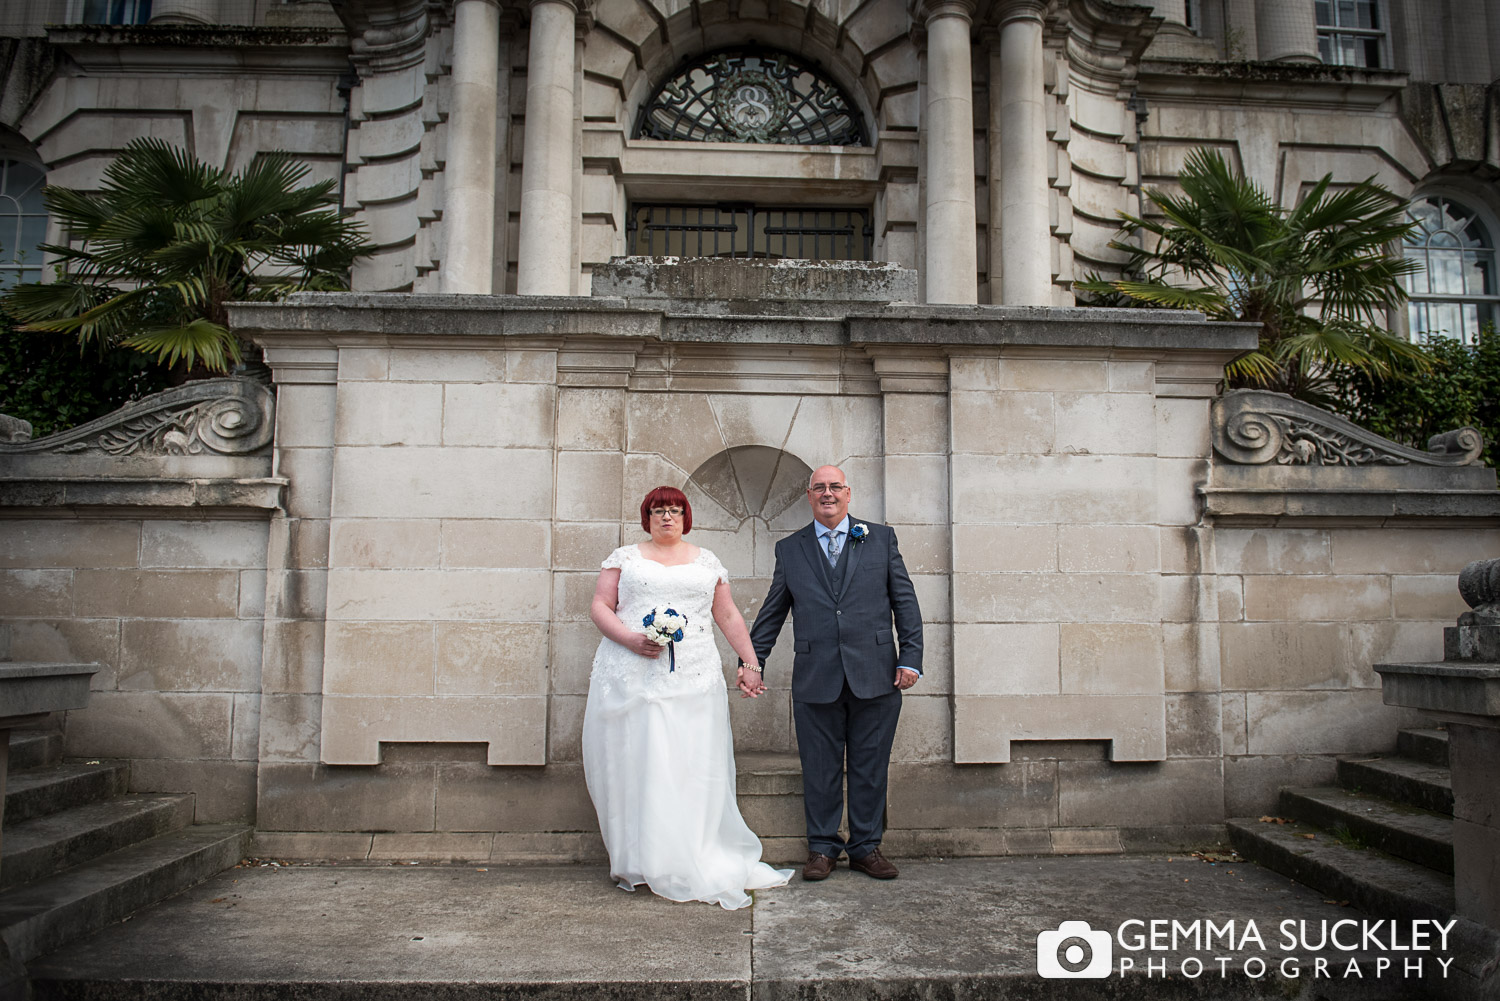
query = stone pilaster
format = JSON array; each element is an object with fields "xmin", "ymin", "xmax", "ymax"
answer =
[
  {"xmin": 516, "ymin": 0, "xmax": 580, "ymax": 296},
  {"xmin": 1255, "ymin": 0, "xmax": 1319, "ymax": 62}
]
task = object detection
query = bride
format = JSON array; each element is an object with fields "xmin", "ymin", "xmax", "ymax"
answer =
[{"xmin": 583, "ymin": 486, "xmax": 793, "ymax": 909}]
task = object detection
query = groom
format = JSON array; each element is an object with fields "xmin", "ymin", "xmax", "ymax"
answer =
[{"xmin": 739, "ymin": 465, "xmax": 923, "ymax": 881}]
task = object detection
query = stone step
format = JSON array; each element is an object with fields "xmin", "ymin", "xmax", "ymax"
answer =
[
  {"xmin": 1336, "ymin": 754, "xmax": 1453, "ymax": 815},
  {"xmin": 1396, "ymin": 727, "xmax": 1449, "ymax": 767},
  {"xmin": 0, "ymin": 795, "xmax": 194, "ymax": 891},
  {"xmin": 1279, "ymin": 786, "xmax": 1453, "ymax": 874},
  {"xmin": 1227, "ymin": 817, "xmax": 1454, "ymax": 923},
  {"xmin": 4, "ymin": 763, "xmax": 130, "ymax": 827},
  {"xmin": 0, "ymin": 823, "xmax": 250, "ymax": 965},
  {"xmin": 7, "ymin": 731, "xmax": 62, "ymax": 772}
]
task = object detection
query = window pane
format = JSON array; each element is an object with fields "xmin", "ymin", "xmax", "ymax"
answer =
[
  {"xmin": 1360, "ymin": 36, "xmax": 1381, "ymax": 67},
  {"xmin": 1430, "ymin": 250, "xmax": 1465, "ymax": 293},
  {"xmin": 1316, "ymin": 0, "xmax": 1332, "ymax": 25}
]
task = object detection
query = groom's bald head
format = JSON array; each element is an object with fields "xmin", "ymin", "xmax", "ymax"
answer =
[{"xmin": 807, "ymin": 465, "xmax": 851, "ymax": 529}]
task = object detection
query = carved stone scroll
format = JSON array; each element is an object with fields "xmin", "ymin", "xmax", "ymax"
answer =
[
  {"xmin": 0, "ymin": 378, "xmax": 275, "ymax": 457},
  {"xmin": 1211, "ymin": 390, "xmax": 1484, "ymax": 467}
]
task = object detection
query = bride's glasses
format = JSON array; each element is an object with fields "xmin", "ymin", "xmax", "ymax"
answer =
[{"xmin": 650, "ymin": 507, "xmax": 685, "ymax": 517}]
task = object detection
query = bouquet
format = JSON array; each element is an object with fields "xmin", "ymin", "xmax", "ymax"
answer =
[{"xmin": 642, "ymin": 607, "xmax": 688, "ymax": 671}]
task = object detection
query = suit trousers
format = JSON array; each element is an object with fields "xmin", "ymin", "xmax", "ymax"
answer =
[{"xmin": 792, "ymin": 680, "xmax": 902, "ymax": 861}]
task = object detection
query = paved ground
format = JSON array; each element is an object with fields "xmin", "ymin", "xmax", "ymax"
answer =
[{"xmin": 25, "ymin": 854, "xmax": 1495, "ymax": 1000}]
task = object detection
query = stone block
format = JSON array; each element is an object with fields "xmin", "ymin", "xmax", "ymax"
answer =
[
  {"xmin": 891, "ymin": 693, "xmax": 951, "ymax": 762},
  {"xmin": 435, "ymin": 621, "xmax": 549, "ymax": 696},
  {"xmin": 320, "ymin": 694, "xmax": 546, "ymax": 765},
  {"xmin": 507, "ymin": 350, "xmax": 557, "ymax": 383},
  {"xmin": 73, "ymin": 570, "xmax": 240, "ymax": 619},
  {"xmin": 950, "ymin": 391, "xmax": 1053, "ymax": 454},
  {"xmin": 951, "ymin": 453, "xmax": 1155, "ymax": 524},
  {"xmin": 1244, "ymin": 690, "xmax": 1424, "ymax": 755},
  {"xmin": 626, "ymin": 394, "xmax": 724, "ymax": 476},
  {"xmin": 552, "ymin": 522, "xmax": 622, "ymax": 571},
  {"xmin": 951, "ymin": 524, "xmax": 1056, "ymax": 573},
  {"xmin": 231, "ymin": 693, "xmax": 260, "ymax": 760},
  {"xmin": 781, "ymin": 396, "xmax": 885, "ymax": 478},
  {"xmin": 884, "ymin": 454, "xmax": 947, "ymax": 525},
  {"xmin": 1159, "ymin": 528, "xmax": 1202, "ymax": 575},
  {"xmin": 706, "ymin": 395, "xmax": 799, "ymax": 453},
  {"xmin": 433, "ymin": 762, "xmax": 597, "ymax": 831},
  {"xmin": 547, "ymin": 693, "xmax": 587, "ymax": 762},
  {"xmin": 916, "ymin": 624, "xmax": 953, "ymax": 695},
  {"xmin": 954, "ymin": 572, "xmax": 1156, "ymax": 623},
  {"xmin": 1155, "ymin": 457, "xmax": 1206, "ymax": 526},
  {"xmin": 271, "ymin": 384, "xmax": 337, "ymax": 449},
  {"xmin": 556, "ymin": 451, "xmax": 626, "ymax": 521},
  {"xmin": 4, "ymin": 619, "xmax": 120, "ymax": 685},
  {"xmin": 387, "ymin": 348, "xmax": 506, "ymax": 383},
  {"xmin": 0, "ymin": 520, "xmax": 139, "ymax": 568},
  {"xmin": 262, "ymin": 620, "xmax": 325, "ymax": 695},
  {"xmin": 1241, "ymin": 574, "xmax": 1390, "ymax": 622},
  {"xmin": 334, "ymin": 381, "xmax": 443, "ymax": 446},
  {"xmin": 1057, "ymin": 525, "xmax": 1158, "ymax": 573},
  {"xmin": 324, "ymin": 621, "xmax": 435, "ymax": 695},
  {"xmin": 887, "ymin": 760, "xmax": 1057, "ymax": 829},
  {"xmin": 1449, "ymin": 722, "xmax": 1500, "ymax": 828},
  {"xmin": 325, "ymin": 568, "xmax": 551, "ymax": 620},
  {"xmin": 1219, "ymin": 621, "xmax": 1356, "ymax": 690},
  {"xmin": 1221, "ymin": 691, "xmax": 1247, "ymax": 755},
  {"xmin": 331, "ymin": 447, "xmax": 553, "ymax": 519},
  {"xmin": 1346, "ymin": 620, "xmax": 1444, "ymax": 675},
  {"xmin": 490, "ymin": 831, "xmax": 608, "ymax": 863},
  {"xmin": 118, "ymin": 619, "xmax": 264, "ymax": 693},
  {"xmin": 338, "ymin": 347, "xmax": 389, "ymax": 381},
  {"xmin": 239, "ymin": 570, "xmax": 267, "ymax": 619},
  {"xmin": 277, "ymin": 447, "xmax": 334, "ymax": 519},
  {"xmin": 953, "ymin": 623, "xmax": 1059, "ymax": 695},
  {"xmin": 1053, "ymin": 392, "xmax": 1156, "ymax": 455},
  {"xmin": 551, "ymin": 573, "xmax": 599, "ymax": 624},
  {"xmin": 954, "ymin": 694, "xmax": 1166, "ymax": 762},
  {"xmin": 883, "ymin": 394, "xmax": 948, "ymax": 454},
  {"xmin": 1165, "ymin": 692, "xmax": 1222, "ymax": 758},
  {"xmin": 442, "ymin": 383, "xmax": 554, "ymax": 448},
  {"xmin": 1214, "ymin": 528, "xmax": 1331, "ymax": 575},
  {"xmin": 550, "ymin": 621, "xmax": 601, "ymax": 698},
  {"xmin": 255, "ymin": 761, "xmax": 437, "ymax": 832},
  {"xmin": 1222, "ymin": 754, "xmax": 1337, "ymax": 817},
  {"xmin": 1329, "ymin": 528, "xmax": 1500, "ymax": 574},
  {"xmin": 267, "ymin": 569, "xmax": 328, "ymax": 621},
  {"xmin": 1057, "ymin": 758, "xmax": 1223, "ymax": 826},
  {"xmin": 1049, "ymin": 828, "xmax": 1124, "ymax": 854},
  {"xmin": 1158, "ymin": 575, "xmax": 1199, "ymax": 623},
  {"xmin": 369, "ymin": 832, "xmax": 494, "ymax": 861},
  {"xmin": 440, "ymin": 519, "xmax": 551, "ymax": 569},
  {"xmin": 1217, "ymin": 575, "xmax": 1243, "ymax": 621},
  {"xmin": 126, "ymin": 758, "xmax": 257, "ymax": 824},
  {"xmin": 556, "ymin": 388, "xmax": 626, "ymax": 450},
  {"xmin": 259, "ymin": 693, "xmax": 322, "ymax": 762},
  {"xmin": 952, "ymin": 356, "xmax": 1107, "ymax": 392},
  {"xmin": 249, "ymin": 831, "xmax": 373, "ymax": 860},
  {"xmin": 139, "ymin": 521, "xmax": 268, "ymax": 570},
  {"xmin": 0, "ymin": 569, "xmax": 73, "ymax": 617},
  {"xmin": 729, "ymin": 685, "xmax": 791, "ymax": 753},
  {"xmin": 64, "ymin": 691, "xmax": 234, "ymax": 759},
  {"xmin": 911, "ymin": 573, "xmax": 951, "ymax": 624},
  {"xmin": 1392, "ymin": 575, "xmax": 1469, "ymax": 620},
  {"xmin": 1059, "ymin": 623, "xmax": 1163, "ymax": 695},
  {"xmin": 885, "ymin": 523, "xmax": 949, "ymax": 574},
  {"xmin": 329, "ymin": 519, "xmax": 441, "ymax": 569},
  {"xmin": 1452, "ymin": 817, "xmax": 1500, "ymax": 926}
]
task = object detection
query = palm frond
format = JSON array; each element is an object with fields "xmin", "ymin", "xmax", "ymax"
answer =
[{"xmin": 122, "ymin": 319, "xmax": 241, "ymax": 372}]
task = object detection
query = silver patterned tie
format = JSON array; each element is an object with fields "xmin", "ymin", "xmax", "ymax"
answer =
[{"xmin": 826, "ymin": 531, "xmax": 842, "ymax": 566}]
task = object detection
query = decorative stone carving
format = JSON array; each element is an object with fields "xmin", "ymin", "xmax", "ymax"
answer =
[
  {"xmin": 0, "ymin": 379, "xmax": 275, "ymax": 457},
  {"xmin": 1459, "ymin": 559, "xmax": 1500, "ymax": 627},
  {"xmin": 0, "ymin": 415, "xmax": 32, "ymax": 443},
  {"xmin": 1211, "ymin": 389, "xmax": 1484, "ymax": 467}
]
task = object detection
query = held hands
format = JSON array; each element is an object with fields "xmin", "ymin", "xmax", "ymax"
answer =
[
  {"xmin": 736, "ymin": 665, "xmax": 766, "ymax": 698},
  {"xmin": 626, "ymin": 632, "xmax": 665, "ymax": 658},
  {"xmin": 895, "ymin": 667, "xmax": 919, "ymax": 691}
]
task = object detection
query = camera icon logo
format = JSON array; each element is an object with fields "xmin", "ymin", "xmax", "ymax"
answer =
[{"xmin": 1036, "ymin": 920, "xmax": 1113, "ymax": 978}]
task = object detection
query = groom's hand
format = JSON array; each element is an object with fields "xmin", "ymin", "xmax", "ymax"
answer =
[
  {"xmin": 736, "ymin": 666, "xmax": 766, "ymax": 698},
  {"xmin": 895, "ymin": 668, "xmax": 919, "ymax": 690}
]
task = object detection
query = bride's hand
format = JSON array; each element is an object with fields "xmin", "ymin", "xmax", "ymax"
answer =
[
  {"xmin": 625, "ymin": 633, "xmax": 664, "ymax": 658},
  {"xmin": 736, "ymin": 666, "xmax": 765, "ymax": 698}
]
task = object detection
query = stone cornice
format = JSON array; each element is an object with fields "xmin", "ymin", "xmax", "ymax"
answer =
[
  {"xmin": 1137, "ymin": 59, "xmax": 1408, "ymax": 111},
  {"xmin": 45, "ymin": 24, "xmax": 350, "ymax": 76}
]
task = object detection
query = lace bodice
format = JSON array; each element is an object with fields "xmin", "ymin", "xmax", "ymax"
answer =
[{"xmin": 591, "ymin": 545, "xmax": 730, "ymax": 697}]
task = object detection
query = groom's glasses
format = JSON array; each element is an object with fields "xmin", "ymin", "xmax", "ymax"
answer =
[
  {"xmin": 650, "ymin": 507, "xmax": 685, "ymax": 517},
  {"xmin": 809, "ymin": 483, "xmax": 847, "ymax": 495}
]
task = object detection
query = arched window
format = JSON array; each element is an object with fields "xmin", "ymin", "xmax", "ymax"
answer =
[
  {"xmin": 1403, "ymin": 195, "xmax": 1498, "ymax": 344},
  {"xmin": 635, "ymin": 50, "xmax": 866, "ymax": 147},
  {"xmin": 0, "ymin": 157, "xmax": 47, "ymax": 290}
]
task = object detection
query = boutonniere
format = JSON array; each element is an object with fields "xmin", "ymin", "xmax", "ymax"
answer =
[{"xmin": 849, "ymin": 523, "xmax": 869, "ymax": 544}]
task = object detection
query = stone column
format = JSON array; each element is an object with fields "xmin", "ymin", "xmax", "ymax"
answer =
[
  {"xmin": 920, "ymin": 0, "xmax": 978, "ymax": 305},
  {"xmin": 442, "ymin": 0, "xmax": 503, "ymax": 294},
  {"xmin": 996, "ymin": 0, "xmax": 1051, "ymax": 306},
  {"xmin": 516, "ymin": 0, "xmax": 579, "ymax": 296},
  {"xmin": 1255, "ymin": 0, "xmax": 1319, "ymax": 62},
  {"xmin": 149, "ymin": 0, "xmax": 214, "ymax": 23}
]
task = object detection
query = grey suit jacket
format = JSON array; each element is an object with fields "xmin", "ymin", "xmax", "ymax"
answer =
[{"xmin": 749, "ymin": 517, "xmax": 923, "ymax": 703}]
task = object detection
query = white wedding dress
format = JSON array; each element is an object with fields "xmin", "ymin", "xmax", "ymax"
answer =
[{"xmin": 582, "ymin": 544, "xmax": 793, "ymax": 910}]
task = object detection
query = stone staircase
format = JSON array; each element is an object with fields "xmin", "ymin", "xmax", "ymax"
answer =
[
  {"xmin": 0, "ymin": 728, "xmax": 252, "ymax": 969},
  {"xmin": 1228, "ymin": 727, "xmax": 1458, "ymax": 922}
]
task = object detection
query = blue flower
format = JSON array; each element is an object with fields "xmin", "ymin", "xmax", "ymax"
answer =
[
  {"xmin": 672, "ymin": 629, "xmax": 684, "ymax": 642},
  {"xmin": 664, "ymin": 607, "xmax": 679, "ymax": 617},
  {"xmin": 642, "ymin": 612, "xmax": 655, "ymax": 626},
  {"xmin": 850, "ymin": 523, "xmax": 869, "ymax": 543}
]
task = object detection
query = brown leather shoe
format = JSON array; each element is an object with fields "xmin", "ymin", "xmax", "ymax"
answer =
[
  {"xmin": 849, "ymin": 849, "xmax": 898, "ymax": 879},
  {"xmin": 802, "ymin": 852, "xmax": 837, "ymax": 881}
]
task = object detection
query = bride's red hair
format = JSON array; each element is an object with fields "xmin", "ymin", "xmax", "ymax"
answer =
[{"xmin": 640, "ymin": 486, "xmax": 692, "ymax": 533}]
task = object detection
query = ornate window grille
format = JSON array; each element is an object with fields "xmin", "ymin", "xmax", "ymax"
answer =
[
  {"xmin": 1402, "ymin": 195, "xmax": 1498, "ymax": 345},
  {"xmin": 635, "ymin": 50, "xmax": 866, "ymax": 147},
  {"xmin": 1315, "ymin": 0, "xmax": 1384, "ymax": 68},
  {"xmin": 627, "ymin": 203, "xmax": 872, "ymax": 261}
]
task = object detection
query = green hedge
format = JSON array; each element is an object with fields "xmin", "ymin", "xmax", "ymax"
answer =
[{"xmin": 1328, "ymin": 330, "xmax": 1499, "ymax": 469}]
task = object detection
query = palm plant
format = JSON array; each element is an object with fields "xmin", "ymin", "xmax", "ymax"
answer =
[
  {"xmin": 1, "ymin": 138, "xmax": 370, "ymax": 373},
  {"xmin": 1077, "ymin": 148, "xmax": 1431, "ymax": 405}
]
